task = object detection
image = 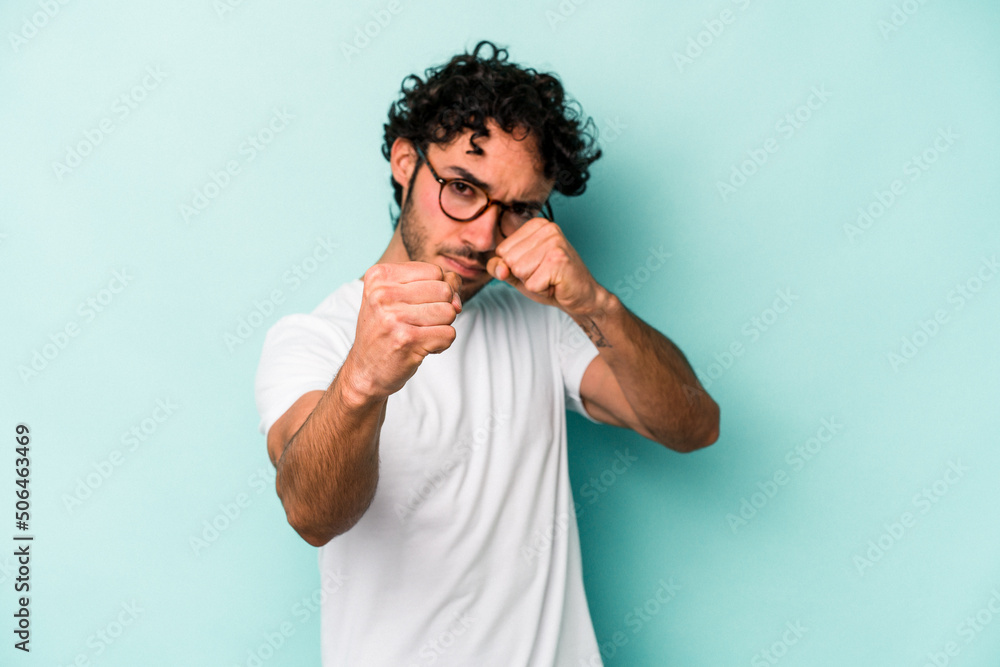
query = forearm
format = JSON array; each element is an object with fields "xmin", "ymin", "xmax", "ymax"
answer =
[
  {"xmin": 571, "ymin": 288, "xmax": 720, "ymax": 451},
  {"xmin": 275, "ymin": 353, "xmax": 386, "ymax": 546}
]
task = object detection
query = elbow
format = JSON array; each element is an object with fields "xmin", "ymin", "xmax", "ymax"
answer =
[
  {"xmin": 274, "ymin": 477, "xmax": 334, "ymax": 546},
  {"xmin": 662, "ymin": 400, "xmax": 721, "ymax": 453},
  {"xmin": 285, "ymin": 506, "xmax": 335, "ymax": 547},
  {"xmin": 280, "ymin": 484, "xmax": 375, "ymax": 548},
  {"xmin": 692, "ymin": 421, "xmax": 720, "ymax": 451},
  {"xmin": 690, "ymin": 399, "xmax": 721, "ymax": 451},
  {"xmin": 298, "ymin": 527, "xmax": 336, "ymax": 548},
  {"xmin": 286, "ymin": 508, "xmax": 351, "ymax": 548}
]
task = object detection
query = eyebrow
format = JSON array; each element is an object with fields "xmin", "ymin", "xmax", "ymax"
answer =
[{"xmin": 444, "ymin": 164, "xmax": 546, "ymax": 209}]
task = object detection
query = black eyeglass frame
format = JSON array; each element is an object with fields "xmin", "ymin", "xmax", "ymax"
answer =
[{"xmin": 413, "ymin": 144, "xmax": 555, "ymax": 239}]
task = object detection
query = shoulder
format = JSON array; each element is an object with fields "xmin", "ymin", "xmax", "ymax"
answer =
[
  {"xmin": 261, "ymin": 279, "xmax": 362, "ymax": 352},
  {"xmin": 311, "ymin": 278, "xmax": 364, "ymax": 321}
]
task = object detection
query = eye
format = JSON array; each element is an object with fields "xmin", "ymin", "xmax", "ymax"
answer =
[
  {"xmin": 447, "ymin": 181, "xmax": 477, "ymax": 198},
  {"xmin": 511, "ymin": 204, "xmax": 538, "ymax": 220}
]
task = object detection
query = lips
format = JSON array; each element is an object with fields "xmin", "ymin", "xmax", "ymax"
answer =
[{"xmin": 442, "ymin": 255, "xmax": 485, "ymax": 278}]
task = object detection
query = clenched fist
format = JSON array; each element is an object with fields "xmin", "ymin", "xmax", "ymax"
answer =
[{"xmin": 346, "ymin": 261, "xmax": 463, "ymax": 399}]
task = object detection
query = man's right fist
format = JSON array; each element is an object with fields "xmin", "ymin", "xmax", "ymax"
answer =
[{"xmin": 346, "ymin": 261, "xmax": 463, "ymax": 399}]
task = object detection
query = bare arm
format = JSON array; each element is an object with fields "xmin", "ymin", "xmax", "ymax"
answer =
[
  {"xmin": 485, "ymin": 218, "xmax": 719, "ymax": 454},
  {"xmin": 267, "ymin": 356, "xmax": 387, "ymax": 547},
  {"xmin": 573, "ymin": 291, "xmax": 720, "ymax": 453},
  {"xmin": 265, "ymin": 262, "xmax": 462, "ymax": 547}
]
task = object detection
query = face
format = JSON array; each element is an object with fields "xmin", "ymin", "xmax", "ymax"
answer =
[{"xmin": 391, "ymin": 120, "xmax": 554, "ymax": 303}]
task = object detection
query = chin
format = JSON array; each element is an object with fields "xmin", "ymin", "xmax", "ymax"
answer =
[{"xmin": 458, "ymin": 275, "xmax": 493, "ymax": 303}]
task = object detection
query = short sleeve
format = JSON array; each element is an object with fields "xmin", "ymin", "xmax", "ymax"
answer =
[
  {"xmin": 554, "ymin": 308, "xmax": 601, "ymax": 423},
  {"xmin": 254, "ymin": 313, "xmax": 353, "ymax": 437}
]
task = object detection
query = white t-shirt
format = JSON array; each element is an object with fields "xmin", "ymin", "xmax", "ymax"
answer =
[{"xmin": 255, "ymin": 277, "xmax": 605, "ymax": 667}]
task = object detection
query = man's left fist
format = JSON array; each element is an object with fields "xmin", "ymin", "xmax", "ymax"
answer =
[{"xmin": 486, "ymin": 218, "xmax": 604, "ymax": 317}]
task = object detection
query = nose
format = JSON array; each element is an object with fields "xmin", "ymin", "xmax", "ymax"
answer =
[{"xmin": 459, "ymin": 202, "xmax": 502, "ymax": 252}]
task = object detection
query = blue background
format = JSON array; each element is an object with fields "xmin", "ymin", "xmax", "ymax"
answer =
[{"xmin": 2, "ymin": 0, "xmax": 999, "ymax": 665}]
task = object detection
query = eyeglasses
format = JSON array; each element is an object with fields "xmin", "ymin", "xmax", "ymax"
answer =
[{"xmin": 414, "ymin": 144, "xmax": 554, "ymax": 239}]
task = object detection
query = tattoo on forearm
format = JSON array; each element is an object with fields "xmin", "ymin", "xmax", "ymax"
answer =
[{"xmin": 582, "ymin": 318, "xmax": 612, "ymax": 348}]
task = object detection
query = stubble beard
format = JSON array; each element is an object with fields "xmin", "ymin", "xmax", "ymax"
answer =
[{"xmin": 398, "ymin": 190, "xmax": 492, "ymax": 304}]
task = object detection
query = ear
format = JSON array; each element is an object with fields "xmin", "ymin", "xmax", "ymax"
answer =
[{"xmin": 389, "ymin": 137, "xmax": 419, "ymax": 197}]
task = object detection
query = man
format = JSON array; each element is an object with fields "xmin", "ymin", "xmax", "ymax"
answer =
[{"xmin": 255, "ymin": 40, "xmax": 719, "ymax": 666}]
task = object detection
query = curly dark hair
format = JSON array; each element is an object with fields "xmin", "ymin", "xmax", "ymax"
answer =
[{"xmin": 381, "ymin": 40, "xmax": 602, "ymax": 227}]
